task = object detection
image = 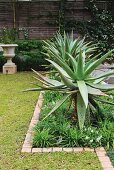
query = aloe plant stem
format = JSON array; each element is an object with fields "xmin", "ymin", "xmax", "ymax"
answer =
[{"xmin": 72, "ymin": 94, "xmax": 77, "ymax": 121}]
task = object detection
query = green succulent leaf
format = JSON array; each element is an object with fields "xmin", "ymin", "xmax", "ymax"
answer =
[
  {"xmin": 77, "ymin": 50, "xmax": 84, "ymax": 80},
  {"xmin": 93, "ymin": 77, "xmax": 105, "ymax": 84},
  {"xmin": 66, "ymin": 52, "xmax": 77, "ymax": 73},
  {"xmin": 32, "ymin": 69, "xmax": 63, "ymax": 86},
  {"xmin": 60, "ymin": 73, "xmax": 78, "ymax": 89},
  {"xmin": 46, "ymin": 59, "xmax": 75, "ymax": 79},
  {"xmin": 46, "ymin": 59, "xmax": 70, "ymax": 78},
  {"xmin": 85, "ymin": 52, "xmax": 102, "ymax": 70},
  {"xmin": 87, "ymin": 82, "xmax": 114, "ymax": 90},
  {"xmin": 84, "ymin": 49, "xmax": 114, "ymax": 77},
  {"xmin": 77, "ymin": 92, "xmax": 86, "ymax": 129},
  {"xmin": 87, "ymin": 86, "xmax": 107, "ymax": 96},
  {"xmin": 93, "ymin": 96, "xmax": 114, "ymax": 105},
  {"xmin": 87, "ymin": 70, "xmax": 114, "ymax": 82},
  {"xmin": 24, "ymin": 84, "xmax": 65, "ymax": 92},
  {"xmin": 43, "ymin": 94, "xmax": 71, "ymax": 120},
  {"xmin": 77, "ymin": 81, "xmax": 88, "ymax": 108}
]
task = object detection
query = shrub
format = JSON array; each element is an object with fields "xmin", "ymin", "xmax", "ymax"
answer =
[
  {"xmin": 107, "ymin": 150, "xmax": 114, "ymax": 166},
  {"xmin": 0, "ymin": 52, "xmax": 6, "ymax": 71},
  {"xmin": 0, "ymin": 27, "xmax": 18, "ymax": 44},
  {"xmin": 0, "ymin": 39, "xmax": 48, "ymax": 71},
  {"xmin": 65, "ymin": 0, "xmax": 114, "ymax": 61}
]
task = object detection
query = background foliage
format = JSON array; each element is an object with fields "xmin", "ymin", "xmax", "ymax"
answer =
[
  {"xmin": 63, "ymin": 0, "xmax": 114, "ymax": 60},
  {"xmin": 0, "ymin": 40, "xmax": 48, "ymax": 71}
]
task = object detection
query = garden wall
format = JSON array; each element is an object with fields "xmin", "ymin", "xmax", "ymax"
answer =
[{"xmin": 0, "ymin": 0, "xmax": 113, "ymax": 39}]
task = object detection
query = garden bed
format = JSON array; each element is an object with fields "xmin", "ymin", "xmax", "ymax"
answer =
[
  {"xmin": 22, "ymin": 31, "xmax": 114, "ymax": 169},
  {"xmin": 22, "ymin": 90, "xmax": 114, "ymax": 150},
  {"xmin": 22, "ymin": 91, "xmax": 114, "ymax": 169},
  {"xmin": 32, "ymin": 90, "xmax": 114, "ymax": 148}
]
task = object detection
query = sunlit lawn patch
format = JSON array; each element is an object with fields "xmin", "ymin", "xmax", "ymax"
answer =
[{"xmin": 0, "ymin": 72, "xmax": 104, "ymax": 170}]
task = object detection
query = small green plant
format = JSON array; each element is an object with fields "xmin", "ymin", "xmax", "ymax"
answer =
[
  {"xmin": 33, "ymin": 128, "xmax": 54, "ymax": 147},
  {"xmin": 81, "ymin": 127, "xmax": 102, "ymax": 148},
  {"xmin": 99, "ymin": 120, "xmax": 114, "ymax": 149},
  {"xmin": 107, "ymin": 150, "xmax": 114, "ymax": 166},
  {"xmin": 0, "ymin": 27, "xmax": 18, "ymax": 44}
]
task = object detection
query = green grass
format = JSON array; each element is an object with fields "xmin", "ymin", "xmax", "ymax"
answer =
[{"xmin": 0, "ymin": 72, "xmax": 103, "ymax": 170}]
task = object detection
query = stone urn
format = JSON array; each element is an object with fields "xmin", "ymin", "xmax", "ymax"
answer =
[{"xmin": 0, "ymin": 44, "xmax": 18, "ymax": 74}]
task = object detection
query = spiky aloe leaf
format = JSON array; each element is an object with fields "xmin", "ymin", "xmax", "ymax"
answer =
[
  {"xmin": 87, "ymin": 86, "xmax": 107, "ymax": 96},
  {"xmin": 43, "ymin": 94, "xmax": 71, "ymax": 120},
  {"xmin": 46, "ymin": 59, "xmax": 70, "ymax": 77},
  {"xmin": 32, "ymin": 69, "xmax": 63, "ymax": 86},
  {"xmin": 66, "ymin": 52, "xmax": 77, "ymax": 73},
  {"xmin": 24, "ymin": 84, "xmax": 66, "ymax": 92},
  {"xmin": 77, "ymin": 92, "xmax": 86, "ymax": 129},
  {"xmin": 85, "ymin": 52, "xmax": 102, "ymax": 70},
  {"xmin": 84, "ymin": 50, "xmax": 114, "ymax": 77},
  {"xmin": 86, "ymin": 70, "xmax": 114, "ymax": 82},
  {"xmin": 70, "ymin": 38, "xmax": 80, "ymax": 54},
  {"xmin": 33, "ymin": 76, "xmax": 50, "ymax": 86},
  {"xmin": 87, "ymin": 82, "xmax": 114, "ymax": 90},
  {"xmin": 94, "ymin": 77, "xmax": 105, "ymax": 84},
  {"xmin": 60, "ymin": 73, "xmax": 77, "ymax": 89},
  {"xmin": 77, "ymin": 81, "xmax": 88, "ymax": 108},
  {"xmin": 92, "ymin": 96, "xmax": 114, "ymax": 105},
  {"xmin": 77, "ymin": 50, "xmax": 84, "ymax": 80},
  {"xmin": 46, "ymin": 59, "xmax": 75, "ymax": 79}
]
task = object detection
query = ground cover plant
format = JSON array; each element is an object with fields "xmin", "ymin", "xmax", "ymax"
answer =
[
  {"xmin": 0, "ymin": 72, "xmax": 103, "ymax": 170},
  {"xmin": 33, "ymin": 91, "xmax": 114, "ymax": 149},
  {"xmin": 107, "ymin": 150, "xmax": 114, "ymax": 166}
]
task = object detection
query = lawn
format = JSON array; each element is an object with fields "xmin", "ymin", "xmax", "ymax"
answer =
[{"xmin": 0, "ymin": 72, "xmax": 103, "ymax": 170}]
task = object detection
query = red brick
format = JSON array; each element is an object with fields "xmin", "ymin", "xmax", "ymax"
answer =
[
  {"xmin": 21, "ymin": 147, "xmax": 31, "ymax": 153},
  {"xmin": 32, "ymin": 148, "xmax": 42, "ymax": 153},
  {"xmin": 25, "ymin": 133, "xmax": 31, "ymax": 142},
  {"xmin": 100, "ymin": 161, "xmax": 113, "ymax": 168},
  {"xmin": 96, "ymin": 151, "xmax": 106, "ymax": 157},
  {"xmin": 42, "ymin": 148, "xmax": 53, "ymax": 153},
  {"xmin": 52, "ymin": 147, "xmax": 63, "ymax": 152},
  {"xmin": 63, "ymin": 148, "xmax": 73, "ymax": 152},
  {"xmin": 30, "ymin": 119, "xmax": 38, "ymax": 124},
  {"xmin": 95, "ymin": 147, "xmax": 105, "ymax": 152},
  {"xmin": 22, "ymin": 143, "xmax": 32, "ymax": 148},
  {"xmin": 98, "ymin": 156, "xmax": 110, "ymax": 162},
  {"xmin": 84, "ymin": 147, "xmax": 94, "ymax": 152},
  {"xmin": 73, "ymin": 147, "xmax": 84, "ymax": 152}
]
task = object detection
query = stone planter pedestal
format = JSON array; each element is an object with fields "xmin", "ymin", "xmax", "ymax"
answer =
[{"xmin": 0, "ymin": 44, "xmax": 18, "ymax": 74}]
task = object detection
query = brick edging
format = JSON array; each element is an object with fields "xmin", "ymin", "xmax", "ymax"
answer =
[
  {"xmin": 21, "ymin": 92, "xmax": 43, "ymax": 153},
  {"xmin": 95, "ymin": 147, "xmax": 114, "ymax": 170},
  {"xmin": 21, "ymin": 92, "xmax": 114, "ymax": 170}
]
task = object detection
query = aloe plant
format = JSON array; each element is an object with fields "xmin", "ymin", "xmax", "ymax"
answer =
[
  {"xmin": 43, "ymin": 32, "xmax": 96, "ymax": 69},
  {"xmin": 25, "ymin": 33, "xmax": 114, "ymax": 129},
  {"xmin": 26, "ymin": 44, "xmax": 114, "ymax": 129}
]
